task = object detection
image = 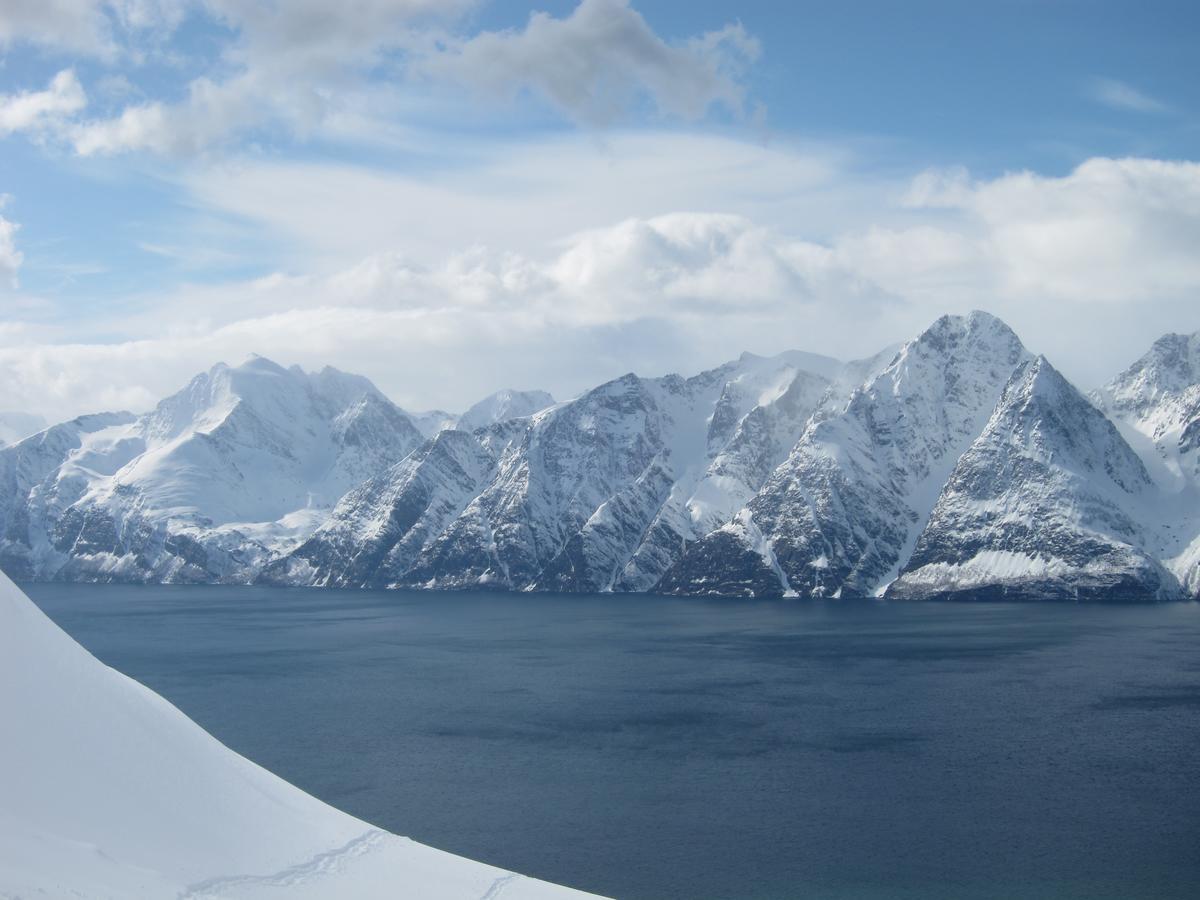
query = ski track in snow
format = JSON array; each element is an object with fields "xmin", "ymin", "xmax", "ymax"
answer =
[
  {"xmin": 178, "ymin": 829, "xmax": 391, "ymax": 898},
  {"xmin": 480, "ymin": 873, "xmax": 524, "ymax": 900}
]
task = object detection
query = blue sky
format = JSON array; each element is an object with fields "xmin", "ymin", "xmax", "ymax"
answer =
[{"xmin": 0, "ymin": 0, "xmax": 1198, "ymax": 420}]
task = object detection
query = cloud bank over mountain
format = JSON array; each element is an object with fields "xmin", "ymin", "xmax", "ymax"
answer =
[{"xmin": 3, "ymin": 151, "xmax": 1199, "ymax": 422}]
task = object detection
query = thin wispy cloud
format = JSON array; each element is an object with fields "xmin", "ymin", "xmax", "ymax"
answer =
[{"xmin": 1089, "ymin": 77, "xmax": 1169, "ymax": 114}]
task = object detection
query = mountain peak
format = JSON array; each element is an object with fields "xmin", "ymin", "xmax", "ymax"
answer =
[
  {"xmin": 234, "ymin": 354, "xmax": 289, "ymax": 376},
  {"xmin": 1100, "ymin": 329, "xmax": 1200, "ymax": 442},
  {"xmin": 965, "ymin": 308, "xmax": 1007, "ymax": 327},
  {"xmin": 1013, "ymin": 354, "xmax": 1065, "ymax": 398},
  {"xmin": 1114, "ymin": 330, "xmax": 1200, "ymax": 397},
  {"xmin": 457, "ymin": 387, "xmax": 556, "ymax": 432},
  {"xmin": 889, "ymin": 348, "xmax": 1168, "ymax": 602},
  {"xmin": 995, "ymin": 355, "xmax": 1153, "ymax": 494},
  {"xmin": 918, "ymin": 310, "xmax": 1022, "ymax": 350},
  {"xmin": 880, "ymin": 312, "xmax": 1030, "ymax": 403}
]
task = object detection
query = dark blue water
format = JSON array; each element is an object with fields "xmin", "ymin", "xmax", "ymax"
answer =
[{"xmin": 23, "ymin": 583, "xmax": 1200, "ymax": 900}]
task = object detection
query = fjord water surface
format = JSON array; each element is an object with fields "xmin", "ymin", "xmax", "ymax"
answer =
[{"xmin": 25, "ymin": 584, "xmax": 1200, "ymax": 900}]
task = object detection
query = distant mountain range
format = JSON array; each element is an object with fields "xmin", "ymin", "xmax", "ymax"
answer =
[{"xmin": 3, "ymin": 313, "xmax": 1198, "ymax": 601}]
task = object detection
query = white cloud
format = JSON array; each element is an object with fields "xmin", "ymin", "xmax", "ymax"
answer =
[
  {"xmin": 0, "ymin": 0, "xmax": 183, "ymax": 57},
  {"xmin": 0, "ymin": 70, "xmax": 87, "ymax": 138},
  {"xmin": 180, "ymin": 143, "xmax": 1200, "ymax": 312},
  {"xmin": 424, "ymin": 0, "xmax": 759, "ymax": 125},
  {"xmin": 71, "ymin": 0, "xmax": 474, "ymax": 155},
  {"xmin": 0, "ymin": 0, "xmax": 115, "ymax": 55},
  {"xmin": 72, "ymin": 99, "xmax": 169, "ymax": 154},
  {"xmin": 1089, "ymin": 77, "xmax": 1169, "ymax": 114},
  {"xmin": 902, "ymin": 166, "xmax": 973, "ymax": 208},
  {"xmin": 199, "ymin": 0, "xmax": 467, "ymax": 64},
  {"xmin": 55, "ymin": 0, "xmax": 760, "ymax": 156},
  {"xmin": 0, "ymin": 208, "xmax": 23, "ymax": 288},
  {"xmin": 958, "ymin": 157, "xmax": 1200, "ymax": 303},
  {"xmin": 0, "ymin": 207, "xmax": 882, "ymax": 421},
  {"xmin": 5, "ymin": 154, "xmax": 1200, "ymax": 424}
]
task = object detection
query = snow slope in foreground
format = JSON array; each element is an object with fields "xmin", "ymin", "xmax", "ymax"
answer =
[{"xmin": 0, "ymin": 571, "xmax": 601, "ymax": 899}]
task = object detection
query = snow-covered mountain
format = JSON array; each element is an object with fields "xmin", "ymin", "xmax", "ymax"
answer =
[
  {"xmin": 613, "ymin": 354, "xmax": 838, "ymax": 591},
  {"xmin": 403, "ymin": 389, "xmax": 555, "ymax": 438},
  {"xmin": 1094, "ymin": 330, "xmax": 1200, "ymax": 593},
  {"xmin": 0, "ymin": 411, "xmax": 139, "ymax": 576},
  {"xmin": 264, "ymin": 350, "xmax": 844, "ymax": 592},
  {"xmin": 660, "ymin": 312, "xmax": 1033, "ymax": 598},
  {"xmin": 406, "ymin": 408, "xmax": 459, "ymax": 438},
  {"xmin": 4, "ymin": 314, "xmax": 1199, "ymax": 601},
  {"xmin": 888, "ymin": 357, "xmax": 1178, "ymax": 601},
  {"xmin": 0, "ymin": 357, "xmax": 425, "ymax": 583},
  {"xmin": 457, "ymin": 388, "xmax": 556, "ymax": 432},
  {"xmin": 0, "ymin": 570, "xmax": 599, "ymax": 899}
]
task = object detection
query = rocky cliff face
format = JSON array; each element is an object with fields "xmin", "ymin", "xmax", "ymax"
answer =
[
  {"xmin": 660, "ymin": 312, "xmax": 1032, "ymax": 598},
  {"xmin": 266, "ymin": 350, "xmax": 842, "ymax": 592},
  {"xmin": 888, "ymin": 357, "xmax": 1178, "ymax": 601}
]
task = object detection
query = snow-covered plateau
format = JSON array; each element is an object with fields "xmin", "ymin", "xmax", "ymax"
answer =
[
  {"xmin": 3, "ymin": 312, "xmax": 1199, "ymax": 601},
  {"xmin": 0, "ymin": 570, "xmax": 601, "ymax": 899}
]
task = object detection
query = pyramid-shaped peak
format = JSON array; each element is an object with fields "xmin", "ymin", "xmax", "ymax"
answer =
[
  {"xmin": 1003, "ymin": 355, "xmax": 1075, "ymax": 404},
  {"xmin": 918, "ymin": 310, "xmax": 1022, "ymax": 347},
  {"xmin": 992, "ymin": 355, "xmax": 1153, "ymax": 491},
  {"xmin": 883, "ymin": 312, "xmax": 1029, "ymax": 383},
  {"xmin": 233, "ymin": 354, "xmax": 290, "ymax": 375},
  {"xmin": 1131, "ymin": 331, "xmax": 1200, "ymax": 384},
  {"xmin": 1103, "ymin": 329, "xmax": 1200, "ymax": 416}
]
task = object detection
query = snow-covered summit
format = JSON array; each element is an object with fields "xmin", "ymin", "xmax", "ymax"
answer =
[
  {"xmin": 1096, "ymin": 329, "xmax": 1200, "ymax": 594},
  {"xmin": 734, "ymin": 348, "xmax": 843, "ymax": 379},
  {"xmin": 1097, "ymin": 330, "xmax": 1200, "ymax": 478},
  {"xmin": 1105, "ymin": 331, "xmax": 1200, "ymax": 423},
  {"xmin": 457, "ymin": 388, "xmax": 556, "ymax": 432},
  {"xmin": 401, "ymin": 389, "xmax": 556, "ymax": 437},
  {"xmin": 0, "ymin": 356, "xmax": 426, "ymax": 583},
  {"xmin": 0, "ymin": 570, "xmax": 599, "ymax": 899}
]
